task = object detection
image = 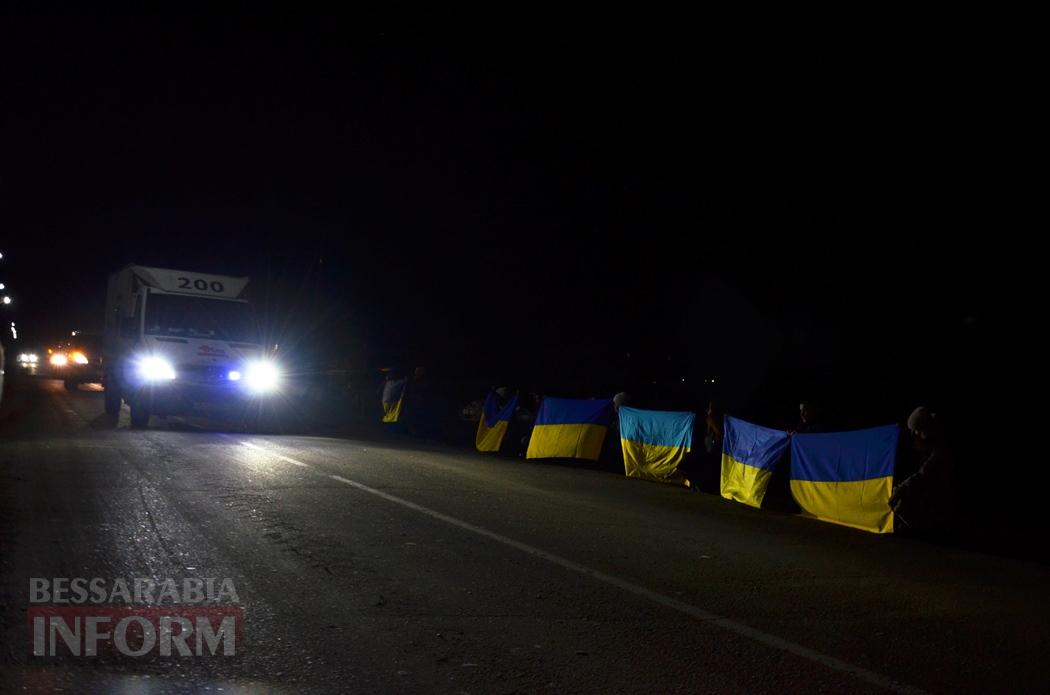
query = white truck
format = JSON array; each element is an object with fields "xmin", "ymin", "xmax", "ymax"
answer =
[{"xmin": 102, "ymin": 265, "xmax": 282, "ymax": 428}]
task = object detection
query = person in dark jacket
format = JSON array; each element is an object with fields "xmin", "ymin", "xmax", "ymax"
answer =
[
  {"xmin": 789, "ymin": 400, "xmax": 822, "ymax": 435},
  {"xmin": 890, "ymin": 406, "xmax": 957, "ymax": 538}
]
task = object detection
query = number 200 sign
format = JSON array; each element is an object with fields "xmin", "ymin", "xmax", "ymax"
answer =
[{"xmin": 177, "ymin": 277, "xmax": 225, "ymax": 293}]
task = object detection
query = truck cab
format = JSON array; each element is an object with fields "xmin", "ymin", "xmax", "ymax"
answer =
[{"xmin": 103, "ymin": 265, "xmax": 282, "ymax": 428}]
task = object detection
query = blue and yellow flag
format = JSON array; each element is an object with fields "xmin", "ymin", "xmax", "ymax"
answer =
[
  {"xmin": 619, "ymin": 407, "xmax": 694, "ymax": 487},
  {"xmin": 476, "ymin": 390, "xmax": 518, "ymax": 452},
  {"xmin": 790, "ymin": 425, "xmax": 898, "ymax": 534},
  {"xmin": 526, "ymin": 398, "xmax": 613, "ymax": 461},
  {"xmin": 381, "ymin": 378, "xmax": 407, "ymax": 423},
  {"xmin": 720, "ymin": 416, "xmax": 789, "ymax": 508}
]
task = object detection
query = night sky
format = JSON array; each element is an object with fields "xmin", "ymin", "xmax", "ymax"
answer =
[{"xmin": 2, "ymin": 9, "xmax": 996, "ymax": 422}]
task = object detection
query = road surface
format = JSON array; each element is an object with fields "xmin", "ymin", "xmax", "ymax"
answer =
[{"xmin": 1, "ymin": 375, "xmax": 1047, "ymax": 693}]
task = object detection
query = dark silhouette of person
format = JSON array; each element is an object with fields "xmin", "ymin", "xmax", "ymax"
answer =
[
  {"xmin": 703, "ymin": 400, "xmax": 723, "ymax": 455},
  {"xmin": 512, "ymin": 392, "xmax": 542, "ymax": 457},
  {"xmin": 890, "ymin": 406, "xmax": 957, "ymax": 538},
  {"xmin": 689, "ymin": 400, "xmax": 723, "ymax": 492},
  {"xmin": 789, "ymin": 400, "xmax": 822, "ymax": 435},
  {"xmin": 599, "ymin": 392, "xmax": 631, "ymax": 468}
]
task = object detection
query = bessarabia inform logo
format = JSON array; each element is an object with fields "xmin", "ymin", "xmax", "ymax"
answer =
[{"xmin": 28, "ymin": 577, "xmax": 244, "ymax": 657}]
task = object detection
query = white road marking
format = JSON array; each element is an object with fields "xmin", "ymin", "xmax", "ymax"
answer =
[
  {"xmin": 241, "ymin": 441, "xmax": 308, "ymax": 467},
  {"xmin": 239, "ymin": 440, "xmax": 927, "ymax": 694}
]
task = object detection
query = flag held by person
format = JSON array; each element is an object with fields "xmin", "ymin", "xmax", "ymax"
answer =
[
  {"xmin": 381, "ymin": 377, "xmax": 407, "ymax": 423},
  {"xmin": 720, "ymin": 416, "xmax": 789, "ymax": 508},
  {"xmin": 619, "ymin": 406, "xmax": 694, "ymax": 487},
  {"xmin": 790, "ymin": 425, "xmax": 898, "ymax": 534},
  {"xmin": 476, "ymin": 389, "xmax": 518, "ymax": 452},
  {"xmin": 526, "ymin": 397, "xmax": 614, "ymax": 461}
]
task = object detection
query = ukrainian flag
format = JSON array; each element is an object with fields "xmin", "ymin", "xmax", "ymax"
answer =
[
  {"xmin": 720, "ymin": 416, "xmax": 789, "ymax": 508},
  {"xmin": 790, "ymin": 425, "xmax": 898, "ymax": 534},
  {"xmin": 619, "ymin": 406, "xmax": 694, "ymax": 487},
  {"xmin": 526, "ymin": 398, "xmax": 613, "ymax": 461},
  {"xmin": 381, "ymin": 378, "xmax": 407, "ymax": 423},
  {"xmin": 476, "ymin": 390, "xmax": 518, "ymax": 452}
]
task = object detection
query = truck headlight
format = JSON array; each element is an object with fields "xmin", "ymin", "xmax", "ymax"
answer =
[
  {"xmin": 244, "ymin": 360, "xmax": 280, "ymax": 393},
  {"xmin": 50, "ymin": 353, "xmax": 68, "ymax": 367},
  {"xmin": 72, "ymin": 351, "xmax": 89, "ymax": 365},
  {"xmin": 138, "ymin": 356, "xmax": 176, "ymax": 381}
]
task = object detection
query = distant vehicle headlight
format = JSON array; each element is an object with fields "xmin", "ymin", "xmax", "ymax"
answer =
[
  {"xmin": 50, "ymin": 353, "xmax": 68, "ymax": 367},
  {"xmin": 137, "ymin": 356, "xmax": 176, "ymax": 381},
  {"xmin": 244, "ymin": 360, "xmax": 280, "ymax": 393},
  {"xmin": 28, "ymin": 353, "xmax": 38, "ymax": 363},
  {"xmin": 72, "ymin": 351, "xmax": 89, "ymax": 365}
]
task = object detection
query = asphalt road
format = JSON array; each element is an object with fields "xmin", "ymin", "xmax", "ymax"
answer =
[{"xmin": 1, "ymin": 375, "xmax": 1048, "ymax": 693}]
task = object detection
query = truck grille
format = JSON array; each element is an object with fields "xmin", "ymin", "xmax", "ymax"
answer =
[{"xmin": 178, "ymin": 365, "xmax": 234, "ymax": 385}]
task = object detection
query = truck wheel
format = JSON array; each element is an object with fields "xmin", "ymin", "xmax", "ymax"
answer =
[
  {"xmin": 104, "ymin": 386, "xmax": 122, "ymax": 414},
  {"xmin": 129, "ymin": 401, "xmax": 151, "ymax": 429},
  {"xmin": 64, "ymin": 379, "xmax": 78, "ymax": 392}
]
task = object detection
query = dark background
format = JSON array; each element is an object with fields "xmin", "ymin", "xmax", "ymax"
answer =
[{"xmin": 1, "ymin": 10, "xmax": 1005, "ymax": 430}]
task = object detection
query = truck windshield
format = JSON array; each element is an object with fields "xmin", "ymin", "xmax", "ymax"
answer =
[{"xmin": 144, "ymin": 293, "xmax": 258, "ymax": 343}]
